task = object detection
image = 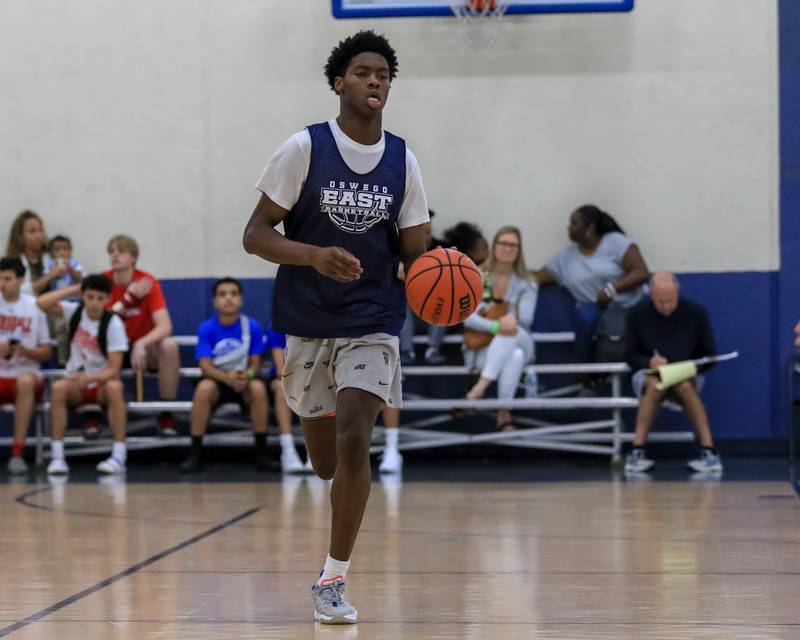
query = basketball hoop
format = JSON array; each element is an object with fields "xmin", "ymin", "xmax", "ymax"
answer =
[{"xmin": 449, "ymin": 0, "xmax": 509, "ymax": 52}]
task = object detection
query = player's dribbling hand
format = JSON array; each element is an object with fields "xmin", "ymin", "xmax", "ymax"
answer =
[{"xmin": 310, "ymin": 246, "xmax": 362, "ymax": 283}]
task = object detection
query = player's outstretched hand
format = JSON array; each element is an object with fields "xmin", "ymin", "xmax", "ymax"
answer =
[{"xmin": 310, "ymin": 246, "xmax": 362, "ymax": 283}]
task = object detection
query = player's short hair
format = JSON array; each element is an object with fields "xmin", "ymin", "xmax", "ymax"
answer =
[
  {"xmin": 49, "ymin": 235, "xmax": 72, "ymax": 251},
  {"xmin": 81, "ymin": 273, "xmax": 113, "ymax": 295},
  {"xmin": 324, "ymin": 30, "xmax": 398, "ymax": 94},
  {"xmin": 0, "ymin": 256, "xmax": 25, "ymax": 277},
  {"xmin": 107, "ymin": 234, "xmax": 139, "ymax": 260},
  {"xmin": 212, "ymin": 277, "xmax": 242, "ymax": 296}
]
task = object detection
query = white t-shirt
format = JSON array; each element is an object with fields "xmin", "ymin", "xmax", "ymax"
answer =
[
  {"xmin": 59, "ymin": 301, "xmax": 129, "ymax": 376},
  {"xmin": 255, "ymin": 118, "xmax": 430, "ymax": 230},
  {"xmin": 0, "ymin": 293, "xmax": 50, "ymax": 378},
  {"xmin": 545, "ymin": 232, "xmax": 642, "ymax": 308}
]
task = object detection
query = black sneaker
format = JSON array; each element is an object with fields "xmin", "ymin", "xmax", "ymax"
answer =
[{"xmin": 179, "ymin": 451, "xmax": 203, "ymax": 473}]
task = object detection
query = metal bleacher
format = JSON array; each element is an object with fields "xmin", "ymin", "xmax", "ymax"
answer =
[{"xmin": 2, "ymin": 330, "xmax": 695, "ymax": 466}]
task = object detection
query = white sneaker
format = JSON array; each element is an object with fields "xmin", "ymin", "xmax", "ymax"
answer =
[
  {"xmin": 281, "ymin": 447, "xmax": 305, "ymax": 474},
  {"xmin": 624, "ymin": 448, "xmax": 654, "ymax": 474},
  {"xmin": 303, "ymin": 457, "xmax": 314, "ymax": 474},
  {"xmin": 97, "ymin": 455, "xmax": 126, "ymax": 475},
  {"xmin": 47, "ymin": 457, "xmax": 70, "ymax": 475},
  {"xmin": 379, "ymin": 447, "xmax": 403, "ymax": 474},
  {"xmin": 7, "ymin": 456, "xmax": 28, "ymax": 475},
  {"xmin": 687, "ymin": 449, "xmax": 723, "ymax": 473}
]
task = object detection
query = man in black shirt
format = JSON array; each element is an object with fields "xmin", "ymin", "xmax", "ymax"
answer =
[{"xmin": 624, "ymin": 272, "xmax": 722, "ymax": 474}]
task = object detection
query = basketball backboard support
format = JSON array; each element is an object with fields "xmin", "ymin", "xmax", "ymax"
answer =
[{"xmin": 332, "ymin": 0, "xmax": 633, "ymax": 19}]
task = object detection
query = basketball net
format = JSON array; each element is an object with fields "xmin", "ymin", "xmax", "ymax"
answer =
[{"xmin": 449, "ymin": 0, "xmax": 509, "ymax": 52}]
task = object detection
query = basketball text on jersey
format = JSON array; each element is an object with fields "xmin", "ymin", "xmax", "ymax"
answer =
[
  {"xmin": 320, "ymin": 181, "xmax": 395, "ymax": 234},
  {"xmin": 0, "ymin": 315, "xmax": 32, "ymax": 333}
]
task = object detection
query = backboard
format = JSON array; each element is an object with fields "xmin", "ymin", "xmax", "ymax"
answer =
[{"xmin": 332, "ymin": 0, "xmax": 633, "ymax": 19}]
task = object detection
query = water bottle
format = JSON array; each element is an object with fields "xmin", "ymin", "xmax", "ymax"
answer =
[{"xmin": 523, "ymin": 370, "xmax": 538, "ymax": 398}]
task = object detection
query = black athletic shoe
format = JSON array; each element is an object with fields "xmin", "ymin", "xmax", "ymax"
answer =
[{"xmin": 180, "ymin": 451, "xmax": 203, "ymax": 473}]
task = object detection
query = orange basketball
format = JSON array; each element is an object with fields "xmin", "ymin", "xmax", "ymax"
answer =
[{"xmin": 405, "ymin": 247, "xmax": 483, "ymax": 326}]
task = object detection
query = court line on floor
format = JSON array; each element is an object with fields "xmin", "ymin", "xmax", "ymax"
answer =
[
  {"xmin": 14, "ymin": 485, "xmax": 258, "ymax": 527},
  {"xmin": 0, "ymin": 501, "xmax": 260, "ymax": 638}
]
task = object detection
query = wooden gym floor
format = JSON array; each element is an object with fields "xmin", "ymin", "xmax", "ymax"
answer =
[{"xmin": 1, "ymin": 477, "xmax": 798, "ymax": 639}]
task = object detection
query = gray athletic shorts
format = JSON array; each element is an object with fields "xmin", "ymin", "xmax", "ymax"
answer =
[{"xmin": 282, "ymin": 333, "xmax": 402, "ymax": 418}]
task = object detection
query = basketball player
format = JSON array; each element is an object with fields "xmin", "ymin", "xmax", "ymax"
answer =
[{"xmin": 243, "ymin": 31, "xmax": 429, "ymax": 624}]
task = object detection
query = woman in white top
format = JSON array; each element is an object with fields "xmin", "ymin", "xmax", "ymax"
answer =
[
  {"xmin": 531, "ymin": 204, "xmax": 649, "ymax": 363},
  {"xmin": 464, "ymin": 226, "xmax": 538, "ymax": 431}
]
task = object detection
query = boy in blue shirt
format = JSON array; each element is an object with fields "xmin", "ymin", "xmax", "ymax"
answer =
[{"xmin": 180, "ymin": 277, "xmax": 270, "ymax": 472}]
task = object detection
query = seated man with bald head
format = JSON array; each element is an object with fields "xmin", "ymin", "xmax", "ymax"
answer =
[{"xmin": 624, "ymin": 272, "xmax": 722, "ymax": 474}]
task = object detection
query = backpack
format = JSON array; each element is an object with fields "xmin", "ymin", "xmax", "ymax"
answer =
[
  {"xmin": 593, "ymin": 303, "xmax": 628, "ymax": 363},
  {"xmin": 68, "ymin": 303, "xmax": 114, "ymax": 358}
]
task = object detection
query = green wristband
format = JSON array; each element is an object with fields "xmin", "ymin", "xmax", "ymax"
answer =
[
  {"xmin": 246, "ymin": 368, "xmax": 256, "ymax": 380},
  {"xmin": 490, "ymin": 321, "xmax": 500, "ymax": 335}
]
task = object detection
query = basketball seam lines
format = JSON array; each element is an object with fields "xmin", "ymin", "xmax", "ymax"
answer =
[
  {"xmin": 415, "ymin": 259, "xmax": 445, "ymax": 321},
  {"xmin": 446, "ymin": 248, "xmax": 456, "ymax": 325},
  {"xmin": 406, "ymin": 262, "xmax": 482, "ymax": 286},
  {"xmin": 457, "ymin": 255, "xmax": 480, "ymax": 312}
]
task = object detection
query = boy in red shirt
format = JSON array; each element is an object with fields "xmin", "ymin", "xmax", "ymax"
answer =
[{"xmin": 105, "ymin": 235, "xmax": 180, "ymax": 435}]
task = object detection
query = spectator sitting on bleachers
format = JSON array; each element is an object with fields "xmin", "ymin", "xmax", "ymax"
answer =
[
  {"xmin": 180, "ymin": 277, "xmax": 274, "ymax": 473},
  {"xmin": 5, "ymin": 209, "xmax": 66, "ymax": 295},
  {"xmin": 0, "ymin": 257, "xmax": 52, "ymax": 474},
  {"xmin": 37, "ymin": 275, "xmax": 129, "ymax": 476},
  {"xmin": 441, "ymin": 221, "xmax": 489, "ymax": 267},
  {"xmin": 105, "ymin": 234, "xmax": 180, "ymax": 437},
  {"xmin": 464, "ymin": 226, "xmax": 538, "ymax": 431},
  {"xmin": 531, "ymin": 204, "xmax": 649, "ymax": 363},
  {"xmin": 263, "ymin": 324, "xmax": 307, "ymax": 474},
  {"xmin": 624, "ymin": 272, "xmax": 722, "ymax": 475},
  {"xmin": 46, "ymin": 235, "xmax": 84, "ymax": 295}
]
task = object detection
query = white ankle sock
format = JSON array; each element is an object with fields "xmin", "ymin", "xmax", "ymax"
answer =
[
  {"xmin": 112, "ymin": 441, "xmax": 127, "ymax": 462},
  {"xmin": 319, "ymin": 554, "xmax": 350, "ymax": 583},
  {"xmin": 280, "ymin": 433, "xmax": 295, "ymax": 451},
  {"xmin": 51, "ymin": 440, "xmax": 65, "ymax": 459},
  {"xmin": 385, "ymin": 428, "xmax": 399, "ymax": 451}
]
